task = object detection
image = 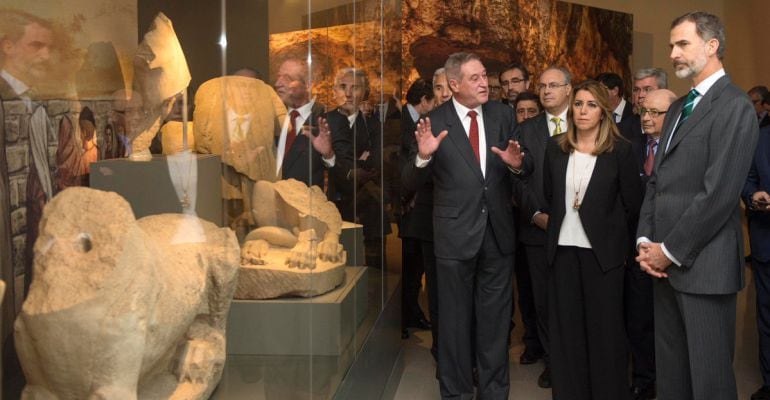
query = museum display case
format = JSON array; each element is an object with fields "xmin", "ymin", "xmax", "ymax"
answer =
[{"xmin": 0, "ymin": 0, "xmax": 402, "ymax": 398}]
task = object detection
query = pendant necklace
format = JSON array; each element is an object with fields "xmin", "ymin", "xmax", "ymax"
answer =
[{"xmin": 571, "ymin": 151, "xmax": 595, "ymax": 210}]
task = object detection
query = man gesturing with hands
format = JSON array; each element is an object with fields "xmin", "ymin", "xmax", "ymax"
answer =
[{"xmin": 403, "ymin": 52, "xmax": 529, "ymax": 400}]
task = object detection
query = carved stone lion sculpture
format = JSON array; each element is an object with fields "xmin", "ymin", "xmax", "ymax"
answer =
[
  {"xmin": 14, "ymin": 187, "xmax": 239, "ymax": 399},
  {"xmin": 235, "ymin": 179, "xmax": 347, "ymax": 299}
]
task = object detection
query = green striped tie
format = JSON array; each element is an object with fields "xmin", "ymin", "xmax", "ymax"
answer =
[{"xmin": 674, "ymin": 89, "xmax": 699, "ymax": 133}]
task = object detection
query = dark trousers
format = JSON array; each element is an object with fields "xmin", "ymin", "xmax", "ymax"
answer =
[
  {"xmin": 755, "ymin": 258, "xmax": 770, "ymax": 388},
  {"xmin": 653, "ymin": 279, "xmax": 737, "ymax": 400},
  {"xmin": 402, "ymin": 237, "xmax": 426, "ymax": 325},
  {"xmin": 524, "ymin": 244, "xmax": 549, "ymax": 365},
  {"xmin": 437, "ymin": 224, "xmax": 513, "ymax": 400},
  {"xmin": 421, "ymin": 240, "xmax": 439, "ymax": 360},
  {"xmin": 513, "ymin": 245, "xmax": 543, "ymax": 355},
  {"xmin": 624, "ymin": 260, "xmax": 656, "ymax": 388},
  {"xmin": 550, "ymin": 246, "xmax": 629, "ymax": 400}
]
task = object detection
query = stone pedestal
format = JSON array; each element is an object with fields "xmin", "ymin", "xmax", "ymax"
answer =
[
  {"xmin": 340, "ymin": 222, "xmax": 364, "ymax": 267},
  {"xmin": 90, "ymin": 154, "xmax": 223, "ymax": 226},
  {"xmin": 226, "ymin": 266, "xmax": 368, "ymax": 356}
]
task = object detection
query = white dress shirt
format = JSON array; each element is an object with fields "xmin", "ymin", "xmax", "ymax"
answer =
[
  {"xmin": 613, "ymin": 98, "xmax": 628, "ymax": 123},
  {"xmin": 558, "ymin": 150, "xmax": 596, "ymax": 248}
]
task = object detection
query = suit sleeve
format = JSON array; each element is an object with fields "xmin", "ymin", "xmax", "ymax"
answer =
[
  {"xmin": 616, "ymin": 142, "xmax": 643, "ymax": 236},
  {"xmin": 401, "ymin": 132, "xmax": 433, "ymax": 194},
  {"xmin": 663, "ymin": 97, "xmax": 759, "ymax": 266},
  {"xmin": 742, "ymin": 146, "xmax": 761, "ymax": 207},
  {"xmin": 325, "ymin": 113, "xmax": 355, "ymax": 184},
  {"xmin": 542, "ymin": 140, "xmax": 554, "ymax": 215}
]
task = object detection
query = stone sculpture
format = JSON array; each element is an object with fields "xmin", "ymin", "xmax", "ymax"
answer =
[
  {"xmin": 236, "ymin": 179, "xmax": 347, "ymax": 299},
  {"xmin": 194, "ymin": 76, "xmax": 286, "ymax": 231},
  {"xmin": 129, "ymin": 12, "xmax": 191, "ymax": 161},
  {"xmin": 15, "ymin": 187, "xmax": 240, "ymax": 399}
]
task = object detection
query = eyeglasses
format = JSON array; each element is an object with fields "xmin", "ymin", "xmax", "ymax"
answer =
[
  {"xmin": 501, "ymin": 78, "xmax": 526, "ymax": 86},
  {"xmin": 639, "ymin": 108, "xmax": 668, "ymax": 118},
  {"xmin": 489, "ymin": 85, "xmax": 502, "ymax": 91},
  {"xmin": 632, "ymin": 86, "xmax": 656, "ymax": 94},
  {"xmin": 536, "ymin": 82, "xmax": 569, "ymax": 91}
]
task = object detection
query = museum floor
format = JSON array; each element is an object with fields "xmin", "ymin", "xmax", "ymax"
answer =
[{"xmin": 386, "ymin": 262, "xmax": 765, "ymax": 400}]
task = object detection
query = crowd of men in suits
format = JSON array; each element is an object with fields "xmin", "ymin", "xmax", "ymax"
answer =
[{"xmin": 395, "ymin": 11, "xmax": 768, "ymax": 400}]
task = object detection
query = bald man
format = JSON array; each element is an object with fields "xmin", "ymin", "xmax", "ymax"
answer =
[{"xmin": 627, "ymin": 88, "xmax": 678, "ymax": 400}]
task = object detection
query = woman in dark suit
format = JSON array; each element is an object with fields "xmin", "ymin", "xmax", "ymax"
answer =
[{"xmin": 543, "ymin": 80, "xmax": 642, "ymax": 400}]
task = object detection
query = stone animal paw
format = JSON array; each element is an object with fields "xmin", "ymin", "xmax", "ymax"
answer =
[
  {"xmin": 177, "ymin": 339, "xmax": 217, "ymax": 384},
  {"xmin": 317, "ymin": 239, "xmax": 343, "ymax": 262},
  {"xmin": 241, "ymin": 240, "xmax": 269, "ymax": 265}
]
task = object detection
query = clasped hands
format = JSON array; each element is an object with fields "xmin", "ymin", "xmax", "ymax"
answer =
[
  {"xmin": 415, "ymin": 117, "xmax": 525, "ymax": 169},
  {"xmin": 751, "ymin": 191, "xmax": 770, "ymax": 211},
  {"xmin": 636, "ymin": 242, "xmax": 672, "ymax": 278}
]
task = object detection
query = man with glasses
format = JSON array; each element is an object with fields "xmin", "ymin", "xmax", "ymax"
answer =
[
  {"xmin": 513, "ymin": 65, "xmax": 572, "ymax": 389},
  {"xmin": 632, "ymin": 68, "xmax": 669, "ymax": 114},
  {"xmin": 487, "ymin": 71, "xmax": 503, "ymax": 101},
  {"xmin": 500, "ymin": 62, "xmax": 531, "ymax": 108},
  {"xmin": 619, "ymin": 68, "xmax": 667, "ymax": 399},
  {"xmin": 619, "ymin": 68, "xmax": 668, "ymax": 143},
  {"xmin": 625, "ymin": 88, "xmax": 676, "ymax": 400},
  {"xmin": 749, "ymin": 86, "xmax": 770, "ymax": 128}
]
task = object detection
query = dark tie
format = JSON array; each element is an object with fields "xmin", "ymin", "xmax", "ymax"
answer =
[
  {"xmin": 674, "ymin": 89, "xmax": 699, "ymax": 133},
  {"xmin": 644, "ymin": 136, "xmax": 657, "ymax": 176},
  {"xmin": 284, "ymin": 109, "xmax": 300, "ymax": 157},
  {"xmin": 468, "ymin": 110, "xmax": 480, "ymax": 164}
]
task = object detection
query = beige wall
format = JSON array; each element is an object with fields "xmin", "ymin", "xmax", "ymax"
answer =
[{"xmin": 571, "ymin": 0, "xmax": 769, "ymax": 96}]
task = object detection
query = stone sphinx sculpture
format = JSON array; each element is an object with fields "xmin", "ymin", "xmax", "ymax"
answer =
[
  {"xmin": 194, "ymin": 76, "xmax": 287, "ymax": 231},
  {"xmin": 15, "ymin": 187, "xmax": 240, "ymax": 399},
  {"xmin": 236, "ymin": 179, "xmax": 347, "ymax": 299},
  {"xmin": 129, "ymin": 12, "xmax": 191, "ymax": 161}
]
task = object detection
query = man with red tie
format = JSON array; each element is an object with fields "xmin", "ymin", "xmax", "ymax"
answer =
[
  {"xmin": 403, "ymin": 52, "xmax": 530, "ymax": 400},
  {"xmin": 272, "ymin": 58, "xmax": 352, "ymax": 190}
]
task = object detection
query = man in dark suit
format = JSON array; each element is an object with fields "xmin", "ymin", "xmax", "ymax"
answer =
[
  {"xmin": 596, "ymin": 72, "xmax": 633, "ymax": 124},
  {"xmin": 636, "ymin": 12, "xmax": 759, "ymax": 400},
  {"xmin": 623, "ymin": 88, "xmax": 676, "ymax": 400},
  {"xmin": 749, "ymin": 86, "xmax": 770, "ymax": 129},
  {"xmin": 743, "ymin": 124, "xmax": 770, "ymax": 400},
  {"xmin": 500, "ymin": 62, "xmax": 531, "ymax": 109},
  {"xmin": 514, "ymin": 65, "xmax": 573, "ymax": 389},
  {"xmin": 403, "ymin": 52, "xmax": 528, "ymax": 399},
  {"xmin": 618, "ymin": 68, "xmax": 669, "ymax": 144},
  {"xmin": 399, "ymin": 78, "xmax": 438, "ymax": 346},
  {"xmin": 272, "ymin": 58, "xmax": 352, "ymax": 192},
  {"xmin": 327, "ymin": 67, "xmax": 391, "ymax": 269}
]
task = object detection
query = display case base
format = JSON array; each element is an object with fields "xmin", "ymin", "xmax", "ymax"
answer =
[{"xmin": 226, "ymin": 266, "xmax": 368, "ymax": 356}]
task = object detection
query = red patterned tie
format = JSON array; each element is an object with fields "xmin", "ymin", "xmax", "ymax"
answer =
[
  {"xmin": 468, "ymin": 110, "xmax": 480, "ymax": 164},
  {"xmin": 284, "ymin": 110, "xmax": 300, "ymax": 158},
  {"xmin": 644, "ymin": 136, "xmax": 657, "ymax": 176}
]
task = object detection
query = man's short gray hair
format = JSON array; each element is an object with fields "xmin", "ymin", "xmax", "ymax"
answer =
[
  {"xmin": 444, "ymin": 52, "xmax": 481, "ymax": 83},
  {"xmin": 634, "ymin": 68, "xmax": 668, "ymax": 89}
]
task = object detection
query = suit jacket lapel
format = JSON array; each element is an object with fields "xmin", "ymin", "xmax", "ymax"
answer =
[
  {"xmin": 444, "ymin": 103, "xmax": 484, "ymax": 182},
  {"xmin": 282, "ymin": 103, "xmax": 324, "ymax": 173},
  {"xmin": 663, "ymin": 76, "xmax": 728, "ymax": 158}
]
